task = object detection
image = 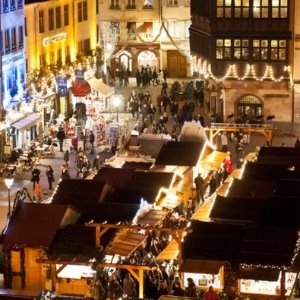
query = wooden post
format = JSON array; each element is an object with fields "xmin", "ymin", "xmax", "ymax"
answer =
[{"xmin": 280, "ymin": 269, "xmax": 286, "ymax": 300}]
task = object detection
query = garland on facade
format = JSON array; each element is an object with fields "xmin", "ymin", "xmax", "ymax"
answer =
[{"xmin": 112, "ymin": 21, "xmax": 190, "ymax": 60}]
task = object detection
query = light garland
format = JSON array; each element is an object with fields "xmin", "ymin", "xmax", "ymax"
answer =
[
  {"xmin": 290, "ymin": 229, "xmax": 300, "ymax": 266},
  {"xmin": 192, "ymin": 58, "xmax": 293, "ymax": 84},
  {"xmin": 240, "ymin": 263, "xmax": 286, "ymax": 270}
]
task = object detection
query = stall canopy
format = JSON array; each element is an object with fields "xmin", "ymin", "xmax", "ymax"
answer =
[
  {"xmin": 87, "ymin": 77, "xmax": 114, "ymax": 96},
  {"xmin": 11, "ymin": 113, "xmax": 41, "ymax": 130}
]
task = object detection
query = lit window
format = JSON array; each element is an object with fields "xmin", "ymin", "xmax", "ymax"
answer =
[
  {"xmin": 144, "ymin": 0, "xmax": 153, "ymax": 8},
  {"xmin": 216, "ymin": 39, "xmax": 232, "ymax": 59},
  {"xmin": 5, "ymin": 29, "xmax": 10, "ymax": 54},
  {"xmin": 253, "ymin": 0, "xmax": 268, "ymax": 18},
  {"xmin": 78, "ymin": 1, "xmax": 88, "ymax": 22},
  {"xmin": 233, "ymin": 39, "xmax": 249, "ymax": 59},
  {"xmin": 253, "ymin": 40, "xmax": 268, "ymax": 60},
  {"xmin": 272, "ymin": 0, "xmax": 287, "ymax": 18},
  {"xmin": 271, "ymin": 39, "xmax": 286, "ymax": 60},
  {"xmin": 234, "ymin": 0, "xmax": 249, "ymax": 18},
  {"xmin": 217, "ymin": 0, "xmax": 232, "ymax": 18}
]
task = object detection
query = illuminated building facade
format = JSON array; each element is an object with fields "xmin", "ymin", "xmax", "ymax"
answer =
[
  {"xmin": 0, "ymin": 0, "xmax": 26, "ymax": 109},
  {"xmin": 190, "ymin": 0, "xmax": 299, "ymax": 127},
  {"xmin": 25, "ymin": 0, "xmax": 97, "ymax": 72},
  {"xmin": 97, "ymin": 0, "xmax": 191, "ymax": 77}
]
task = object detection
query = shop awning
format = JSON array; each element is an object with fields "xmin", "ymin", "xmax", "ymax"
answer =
[
  {"xmin": 108, "ymin": 230, "xmax": 148, "ymax": 256},
  {"xmin": 11, "ymin": 113, "xmax": 41, "ymax": 130},
  {"xmin": 180, "ymin": 259, "xmax": 224, "ymax": 274},
  {"xmin": 156, "ymin": 239, "xmax": 179, "ymax": 260},
  {"xmin": 87, "ymin": 77, "xmax": 114, "ymax": 96}
]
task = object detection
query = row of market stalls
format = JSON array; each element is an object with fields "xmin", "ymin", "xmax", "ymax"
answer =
[{"xmin": 4, "ymin": 123, "xmax": 299, "ymax": 299}]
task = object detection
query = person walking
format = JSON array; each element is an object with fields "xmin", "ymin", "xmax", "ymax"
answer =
[
  {"xmin": 34, "ymin": 182, "xmax": 42, "ymax": 202},
  {"xmin": 46, "ymin": 165, "xmax": 55, "ymax": 190},
  {"xmin": 194, "ymin": 173, "xmax": 205, "ymax": 204},
  {"xmin": 185, "ymin": 278, "xmax": 197, "ymax": 297},
  {"xmin": 31, "ymin": 166, "xmax": 41, "ymax": 190},
  {"xmin": 57, "ymin": 126, "xmax": 66, "ymax": 152},
  {"xmin": 221, "ymin": 131, "xmax": 228, "ymax": 152},
  {"xmin": 123, "ymin": 273, "xmax": 136, "ymax": 299},
  {"xmin": 89, "ymin": 131, "xmax": 95, "ymax": 154},
  {"xmin": 61, "ymin": 164, "xmax": 71, "ymax": 180},
  {"xmin": 64, "ymin": 150, "xmax": 70, "ymax": 168}
]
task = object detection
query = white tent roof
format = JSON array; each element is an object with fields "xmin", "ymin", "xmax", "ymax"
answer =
[{"xmin": 86, "ymin": 77, "xmax": 114, "ymax": 96}]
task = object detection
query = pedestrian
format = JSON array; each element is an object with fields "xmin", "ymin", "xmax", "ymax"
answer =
[
  {"xmin": 185, "ymin": 278, "xmax": 196, "ymax": 297},
  {"xmin": 57, "ymin": 126, "xmax": 66, "ymax": 152},
  {"xmin": 31, "ymin": 166, "xmax": 41, "ymax": 189},
  {"xmin": 185, "ymin": 198, "xmax": 195, "ymax": 221},
  {"xmin": 34, "ymin": 182, "xmax": 42, "ymax": 202},
  {"xmin": 204, "ymin": 286, "xmax": 219, "ymax": 300},
  {"xmin": 123, "ymin": 273, "xmax": 136, "ymax": 299},
  {"xmin": 163, "ymin": 67, "xmax": 168, "ymax": 82},
  {"xmin": 61, "ymin": 164, "xmax": 71, "ymax": 180},
  {"xmin": 93, "ymin": 154, "xmax": 103, "ymax": 172},
  {"xmin": 221, "ymin": 131, "xmax": 228, "ymax": 152},
  {"xmin": 236, "ymin": 138, "xmax": 245, "ymax": 168},
  {"xmin": 194, "ymin": 173, "xmax": 205, "ymax": 204},
  {"xmin": 64, "ymin": 150, "xmax": 70, "ymax": 167},
  {"xmin": 89, "ymin": 131, "xmax": 95, "ymax": 154},
  {"xmin": 223, "ymin": 152, "xmax": 233, "ymax": 180},
  {"xmin": 172, "ymin": 276, "xmax": 185, "ymax": 296},
  {"xmin": 46, "ymin": 165, "xmax": 55, "ymax": 190}
]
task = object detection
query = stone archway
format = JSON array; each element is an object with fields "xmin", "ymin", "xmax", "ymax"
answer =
[
  {"xmin": 236, "ymin": 95, "xmax": 263, "ymax": 124},
  {"xmin": 137, "ymin": 50, "xmax": 158, "ymax": 69},
  {"xmin": 119, "ymin": 50, "xmax": 133, "ymax": 72}
]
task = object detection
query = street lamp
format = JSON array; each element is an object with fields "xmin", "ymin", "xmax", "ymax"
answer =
[
  {"xmin": 4, "ymin": 175, "xmax": 14, "ymax": 217},
  {"xmin": 112, "ymin": 94, "xmax": 122, "ymax": 122}
]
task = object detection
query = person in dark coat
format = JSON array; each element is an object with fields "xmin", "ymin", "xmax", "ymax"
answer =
[
  {"xmin": 64, "ymin": 150, "xmax": 70, "ymax": 167},
  {"xmin": 31, "ymin": 166, "xmax": 41, "ymax": 189},
  {"xmin": 45, "ymin": 165, "xmax": 54, "ymax": 190},
  {"xmin": 61, "ymin": 164, "xmax": 71, "ymax": 180},
  {"xmin": 57, "ymin": 127, "xmax": 66, "ymax": 152},
  {"xmin": 89, "ymin": 131, "xmax": 95, "ymax": 154},
  {"xmin": 194, "ymin": 173, "xmax": 205, "ymax": 204}
]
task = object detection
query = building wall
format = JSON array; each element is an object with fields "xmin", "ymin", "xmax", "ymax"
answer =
[
  {"xmin": 25, "ymin": 0, "xmax": 97, "ymax": 72},
  {"xmin": 1, "ymin": 0, "xmax": 26, "ymax": 108}
]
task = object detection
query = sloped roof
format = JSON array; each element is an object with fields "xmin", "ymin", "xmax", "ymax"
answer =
[
  {"xmin": 155, "ymin": 141, "xmax": 204, "ymax": 166},
  {"xmin": 182, "ymin": 221, "xmax": 298, "ymax": 269},
  {"xmin": 179, "ymin": 120, "xmax": 208, "ymax": 143},
  {"xmin": 257, "ymin": 146, "xmax": 300, "ymax": 165},
  {"xmin": 93, "ymin": 168, "xmax": 134, "ymax": 188},
  {"xmin": 52, "ymin": 180, "xmax": 107, "ymax": 208},
  {"xmin": 2, "ymin": 203, "xmax": 80, "ymax": 248},
  {"xmin": 122, "ymin": 161, "xmax": 153, "ymax": 170}
]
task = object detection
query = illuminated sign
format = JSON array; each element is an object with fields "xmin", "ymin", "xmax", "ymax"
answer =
[{"xmin": 43, "ymin": 33, "xmax": 67, "ymax": 47}]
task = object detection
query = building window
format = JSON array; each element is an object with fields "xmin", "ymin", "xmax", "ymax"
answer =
[
  {"xmin": 143, "ymin": 0, "xmax": 153, "ymax": 8},
  {"xmin": 39, "ymin": 10, "xmax": 45, "ymax": 33},
  {"xmin": 272, "ymin": 0, "xmax": 287, "ymax": 18},
  {"xmin": 127, "ymin": 0, "xmax": 136, "ymax": 8},
  {"xmin": 96, "ymin": 0, "xmax": 99, "ymax": 14},
  {"xmin": 253, "ymin": 0, "xmax": 269, "ymax": 18},
  {"xmin": 233, "ymin": 39, "xmax": 249, "ymax": 59},
  {"xmin": 78, "ymin": 1, "xmax": 88, "ymax": 22},
  {"xmin": 237, "ymin": 95, "xmax": 262, "ymax": 123},
  {"xmin": 217, "ymin": 0, "xmax": 232, "ymax": 18},
  {"xmin": 127, "ymin": 22, "xmax": 136, "ymax": 40},
  {"xmin": 78, "ymin": 38, "xmax": 90, "ymax": 55},
  {"xmin": 10, "ymin": 0, "xmax": 15, "ymax": 11},
  {"xmin": 40, "ymin": 54, "xmax": 46, "ymax": 67},
  {"xmin": 57, "ymin": 48, "xmax": 62, "ymax": 65},
  {"xmin": 56, "ymin": 7, "xmax": 61, "ymax": 29},
  {"xmin": 253, "ymin": 39, "xmax": 268, "ymax": 60},
  {"xmin": 11, "ymin": 27, "xmax": 17, "ymax": 52},
  {"xmin": 64, "ymin": 5, "xmax": 69, "ymax": 26},
  {"xmin": 271, "ymin": 40, "xmax": 286, "ymax": 60},
  {"xmin": 5, "ymin": 29, "xmax": 10, "ymax": 54},
  {"xmin": 3, "ymin": 0, "xmax": 9, "ymax": 13},
  {"xmin": 0, "ymin": 31, "xmax": 3, "ymax": 55},
  {"xmin": 167, "ymin": 0, "xmax": 178, "ymax": 6},
  {"xmin": 65, "ymin": 45, "xmax": 70, "ymax": 63},
  {"xmin": 185, "ymin": 0, "xmax": 190, "ymax": 6},
  {"xmin": 17, "ymin": 0, "xmax": 22, "ymax": 9},
  {"xmin": 216, "ymin": 39, "xmax": 232, "ymax": 59},
  {"xmin": 48, "ymin": 8, "xmax": 54, "ymax": 31},
  {"xmin": 18, "ymin": 26, "xmax": 24, "ymax": 49},
  {"xmin": 110, "ymin": 0, "xmax": 120, "ymax": 9},
  {"xmin": 234, "ymin": 0, "xmax": 249, "ymax": 18}
]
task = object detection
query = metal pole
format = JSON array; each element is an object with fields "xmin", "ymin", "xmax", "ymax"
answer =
[
  {"xmin": 8, "ymin": 188, "xmax": 11, "ymax": 217},
  {"xmin": 116, "ymin": 107, "xmax": 119, "ymax": 122}
]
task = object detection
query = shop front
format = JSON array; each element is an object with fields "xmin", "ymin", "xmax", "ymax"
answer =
[{"xmin": 10, "ymin": 113, "xmax": 42, "ymax": 148}]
